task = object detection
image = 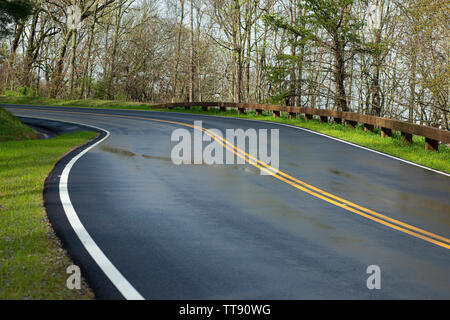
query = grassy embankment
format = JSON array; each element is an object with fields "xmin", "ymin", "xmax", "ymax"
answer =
[
  {"xmin": 0, "ymin": 106, "xmax": 95, "ymax": 299},
  {"xmin": 1, "ymin": 95, "xmax": 449, "ymax": 173}
]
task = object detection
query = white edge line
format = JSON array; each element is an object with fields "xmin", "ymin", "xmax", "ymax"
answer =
[
  {"xmin": 143, "ymin": 109, "xmax": 450, "ymax": 178},
  {"xmin": 17, "ymin": 115, "xmax": 145, "ymax": 300},
  {"xmin": 8, "ymin": 105, "xmax": 450, "ymax": 178},
  {"xmin": 242, "ymin": 118, "xmax": 450, "ymax": 178}
]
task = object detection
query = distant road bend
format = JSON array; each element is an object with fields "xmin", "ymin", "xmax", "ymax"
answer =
[{"xmin": 5, "ymin": 104, "xmax": 450, "ymax": 299}]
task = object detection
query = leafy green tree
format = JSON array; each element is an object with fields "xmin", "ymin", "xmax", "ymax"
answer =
[
  {"xmin": 265, "ymin": 0, "xmax": 362, "ymax": 111},
  {"xmin": 305, "ymin": 0, "xmax": 363, "ymax": 111},
  {"xmin": 264, "ymin": 2, "xmax": 312, "ymax": 106},
  {"xmin": 0, "ymin": 0, "xmax": 34, "ymax": 38}
]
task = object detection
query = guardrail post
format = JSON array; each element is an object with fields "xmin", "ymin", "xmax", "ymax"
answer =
[
  {"xmin": 364, "ymin": 124, "xmax": 374, "ymax": 132},
  {"xmin": 160, "ymin": 102, "xmax": 450, "ymax": 151},
  {"xmin": 346, "ymin": 120, "xmax": 358, "ymax": 129},
  {"xmin": 401, "ymin": 132, "xmax": 413, "ymax": 144},
  {"xmin": 381, "ymin": 127, "xmax": 392, "ymax": 138},
  {"xmin": 425, "ymin": 138, "xmax": 439, "ymax": 151}
]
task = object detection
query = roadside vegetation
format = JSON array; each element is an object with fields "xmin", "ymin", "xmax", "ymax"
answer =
[
  {"xmin": 0, "ymin": 108, "xmax": 95, "ymax": 299},
  {"xmin": 0, "ymin": 95, "xmax": 152, "ymax": 110},
  {"xmin": 1, "ymin": 96, "xmax": 449, "ymax": 174},
  {"xmin": 0, "ymin": 106, "xmax": 37, "ymax": 141}
]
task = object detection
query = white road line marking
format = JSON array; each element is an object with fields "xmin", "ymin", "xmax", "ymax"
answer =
[
  {"xmin": 267, "ymin": 121, "xmax": 450, "ymax": 178},
  {"xmin": 19, "ymin": 115, "xmax": 145, "ymax": 300},
  {"xmin": 6, "ymin": 104, "xmax": 450, "ymax": 177},
  {"xmin": 153, "ymin": 110, "xmax": 450, "ymax": 178}
]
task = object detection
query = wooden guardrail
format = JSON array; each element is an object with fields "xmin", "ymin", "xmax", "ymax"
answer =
[{"xmin": 150, "ymin": 102, "xmax": 450, "ymax": 151}]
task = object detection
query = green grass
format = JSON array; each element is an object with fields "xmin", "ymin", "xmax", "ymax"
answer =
[
  {"xmin": 1, "ymin": 95, "xmax": 449, "ymax": 173},
  {"xmin": 0, "ymin": 106, "xmax": 38, "ymax": 141},
  {"xmin": 0, "ymin": 95, "xmax": 152, "ymax": 110},
  {"xmin": 0, "ymin": 130, "xmax": 97, "ymax": 299}
]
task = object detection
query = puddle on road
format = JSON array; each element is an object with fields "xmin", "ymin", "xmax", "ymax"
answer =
[
  {"xmin": 141, "ymin": 153, "xmax": 260, "ymax": 175},
  {"xmin": 142, "ymin": 154, "xmax": 173, "ymax": 162},
  {"xmin": 100, "ymin": 145, "xmax": 136, "ymax": 157},
  {"xmin": 328, "ymin": 168, "xmax": 355, "ymax": 180}
]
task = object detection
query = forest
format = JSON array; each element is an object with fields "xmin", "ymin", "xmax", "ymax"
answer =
[{"xmin": 0, "ymin": 0, "xmax": 448, "ymax": 129}]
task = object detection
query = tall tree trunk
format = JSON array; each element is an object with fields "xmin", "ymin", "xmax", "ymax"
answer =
[
  {"xmin": 49, "ymin": 29, "xmax": 73, "ymax": 98},
  {"xmin": 106, "ymin": 3, "xmax": 124, "ymax": 99},
  {"xmin": 80, "ymin": 4, "xmax": 98, "ymax": 99},
  {"xmin": 244, "ymin": 1, "xmax": 252, "ymax": 102},
  {"xmin": 173, "ymin": 0, "xmax": 184, "ymax": 101},
  {"xmin": 7, "ymin": 22, "xmax": 24, "ymax": 89},
  {"xmin": 232, "ymin": 0, "xmax": 242, "ymax": 103},
  {"xmin": 246, "ymin": 21, "xmax": 251, "ymax": 102},
  {"xmin": 289, "ymin": 0, "xmax": 296, "ymax": 106},
  {"xmin": 196, "ymin": 9, "xmax": 202, "ymax": 101},
  {"xmin": 408, "ymin": 48, "xmax": 417, "ymax": 123},
  {"xmin": 333, "ymin": 36, "xmax": 348, "ymax": 111},
  {"xmin": 371, "ymin": 29, "xmax": 382, "ymax": 116},
  {"xmin": 258, "ymin": 20, "xmax": 269, "ymax": 103},
  {"xmin": 298, "ymin": 44, "xmax": 304, "ymax": 106},
  {"xmin": 189, "ymin": 0, "xmax": 194, "ymax": 102},
  {"xmin": 23, "ymin": 13, "xmax": 39, "ymax": 87},
  {"xmin": 68, "ymin": 30, "xmax": 77, "ymax": 97}
]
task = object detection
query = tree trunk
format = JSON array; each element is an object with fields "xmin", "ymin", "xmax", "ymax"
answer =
[
  {"xmin": 106, "ymin": 6, "xmax": 123, "ymax": 99},
  {"xmin": 173, "ymin": 0, "xmax": 184, "ymax": 101},
  {"xmin": 7, "ymin": 23, "xmax": 24, "ymax": 88},
  {"xmin": 371, "ymin": 29, "xmax": 382, "ymax": 116},
  {"xmin": 189, "ymin": 0, "xmax": 194, "ymax": 102},
  {"xmin": 232, "ymin": 0, "xmax": 242, "ymax": 103},
  {"xmin": 333, "ymin": 36, "xmax": 348, "ymax": 111},
  {"xmin": 23, "ymin": 13, "xmax": 39, "ymax": 87},
  {"xmin": 289, "ymin": 0, "xmax": 296, "ymax": 106},
  {"xmin": 68, "ymin": 30, "xmax": 77, "ymax": 97},
  {"xmin": 49, "ymin": 29, "xmax": 73, "ymax": 98},
  {"xmin": 80, "ymin": 4, "xmax": 98, "ymax": 99},
  {"xmin": 408, "ymin": 48, "xmax": 417, "ymax": 123}
]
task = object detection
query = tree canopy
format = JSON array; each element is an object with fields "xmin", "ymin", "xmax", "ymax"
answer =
[{"xmin": 0, "ymin": 0, "xmax": 34, "ymax": 37}]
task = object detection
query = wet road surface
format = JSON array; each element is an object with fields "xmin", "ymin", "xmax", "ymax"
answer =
[{"xmin": 4, "ymin": 104, "xmax": 450, "ymax": 299}]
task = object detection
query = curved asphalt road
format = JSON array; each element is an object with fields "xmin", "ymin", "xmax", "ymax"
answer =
[{"xmin": 4, "ymin": 104, "xmax": 450, "ymax": 299}]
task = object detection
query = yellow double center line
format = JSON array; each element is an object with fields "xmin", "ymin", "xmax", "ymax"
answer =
[{"xmin": 15, "ymin": 107, "xmax": 450, "ymax": 250}]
